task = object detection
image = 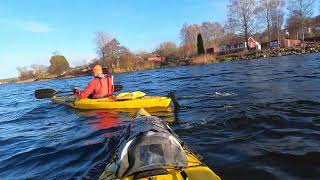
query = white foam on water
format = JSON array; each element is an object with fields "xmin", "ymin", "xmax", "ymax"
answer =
[
  {"xmin": 181, "ymin": 122, "xmax": 194, "ymax": 129},
  {"xmin": 206, "ymin": 92, "xmax": 237, "ymax": 98},
  {"xmin": 181, "ymin": 92, "xmax": 237, "ymax": 99}
]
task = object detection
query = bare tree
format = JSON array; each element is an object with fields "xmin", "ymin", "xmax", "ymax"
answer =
[
  {"xmin": 180, "ymin": 23, "xmax": 200, "ymax": 57},
  {"xmin": 259, "ymin": 0, "xmax": 273, "ymax": 45},
  {"xmin": 104, "ymin": 39, "xmax": 120, "ymax": 60},
  {"xmin": 287, "ymin": 0, "xmax": 315, "ymax": 43},
  {"xmin": 155, "ymin": 42, "xmax": 180, "ymax": 62},
  {"xmin": 200, "ymin": 22, "xmax": 225, "ymax": 47},
  {"xmin": 95, "ymin": 32, "xmax": 129, "ymax": 67},
  {"xmin": 180, "ymin": 22, "xmax": 225, "ymax": 56},
  {"xmin": 30, "ymin": 64, "xmax": 48, "ymax": 78},
  {"xmin": 95, "ymin": 31, "xmax": 112, "ymax": 62},
  {"xmin": 16, "ymin": 66, "xmax": 34, "ymax": 80},
  {"xmin": 273, "ymin": 0, "xmax": 285, "ymax": 47},
  {"xmin": 259, "ymin": 0, "xmax": 285, "ymax": 47},
  {"xmin": 180, "ymin": 24, "xmax": 200, "ymax": 46},
  {"xmin": 227, "ymin": 0, "xmax": 258, "ymax": 49},
  {"xmin": 286, "ymin": 10, "xmax": 304, "ymax": 39}
]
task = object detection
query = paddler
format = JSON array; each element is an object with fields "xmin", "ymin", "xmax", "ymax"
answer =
[{"xmin": 73, "ymin": 65, "xmax": 114, "ymax": 99}]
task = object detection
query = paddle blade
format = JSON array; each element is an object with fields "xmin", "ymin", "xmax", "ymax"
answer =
[
  {"xmin": 114, "ymin": 85, "xmax": 123, "ymax": 92},
  {"xmin": 167, "ymin": 92, "xmax": 180, "ymax": 109},
  {"xmin": 35, "ymin": 89, "xmax": 57, "ymax": 99}
]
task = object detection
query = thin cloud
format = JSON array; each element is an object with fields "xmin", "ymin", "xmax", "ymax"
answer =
[
  {"xmin": 22, "ymin": 21, "xmax": 52, "ymax": 33},
  {"xmin": 0, "ymin": 18, "xmax": 53, "ymax": 33}
]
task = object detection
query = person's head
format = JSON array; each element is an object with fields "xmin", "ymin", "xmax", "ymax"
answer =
[{"xmin": 92, "ymin": 65, "xmax": 103, "ymax": 77}]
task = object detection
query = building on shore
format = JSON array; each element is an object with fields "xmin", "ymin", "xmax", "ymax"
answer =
[
  {"xmin": 147, "ymin": 55, "xmax": 166, "ymax": 62},
  {"xmin": 247, "ymin": 37, "xmax": 262, "ymax": 50},
  {"xmin": 207, "ymin": 36, "xmax": 261, "ymax": 54},
  {"xmin": 268, "ymin": 39, "xmax": 301, "ymax": 48},
  {"xmin": 207, "ymin": 37, "xmax": 305, "ymax": 55}
]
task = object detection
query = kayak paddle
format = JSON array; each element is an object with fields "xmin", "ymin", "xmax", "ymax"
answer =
[
  {"xmin": 167, "ymin": 92, "xmax": 180, "ymax": 109},
  {"xmin": 35, "ymin": 85, "xmax": 123, "ymax": 99},
  {"xmin": 35, "ymin": 89, "xmax": 61, "ymax": 99}
]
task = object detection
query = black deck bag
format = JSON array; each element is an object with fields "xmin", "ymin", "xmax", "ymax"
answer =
[{"xmin": 116, "ymin": 116, "xmax": 187, "ymax": 178}]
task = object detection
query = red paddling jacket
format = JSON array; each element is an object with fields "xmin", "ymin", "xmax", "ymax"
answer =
[{"xmin": 76, "ymin": 76, "xmax": 113, "ymax": 99}]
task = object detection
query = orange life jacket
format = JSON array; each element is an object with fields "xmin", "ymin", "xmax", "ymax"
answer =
[{"xmin": 77, "ymin": 76, "xmax": 113, "ymax": 99}]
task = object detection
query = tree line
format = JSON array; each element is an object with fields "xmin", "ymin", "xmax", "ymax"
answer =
[
  {"xmin": 152, "ymin": 0, "xmax": 318, "ymax": 63},
  {"xmin": 227, "ymin": 0, "xmax": 316, "ymax": 47},
  {"xmin": 17, "ymin": 55, "xmax": 70, "ymax": 80},
  {"xmin": 180, "ymin": 0, "xmax": 317, "ymax": 54}
]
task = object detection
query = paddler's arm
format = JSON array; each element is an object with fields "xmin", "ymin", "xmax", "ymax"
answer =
[{"xmin": 75, "ymin": 81, "xmax": 95, "ymax": 99}]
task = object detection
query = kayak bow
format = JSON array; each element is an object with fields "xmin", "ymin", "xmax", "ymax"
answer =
[{"xmin": 98, "ymin": 109, "xmax": 221, "ymax": 180}]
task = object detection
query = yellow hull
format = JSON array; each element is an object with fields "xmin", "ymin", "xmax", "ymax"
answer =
[
  {"xmin": 99, "ymin": 150, "xmax": 221, "ymax": 180},
  {"xmin": 51, "ymin": 95, "xmax": 172, "ymax": 110},
  {"xmin": 123, "ymin": 151, "xmax": 220, "ymax": 180}
]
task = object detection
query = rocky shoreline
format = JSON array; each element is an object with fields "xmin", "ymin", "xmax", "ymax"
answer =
[{"xmin": 216, "ymin": 44, "xmax": 320, "ymax": 61}]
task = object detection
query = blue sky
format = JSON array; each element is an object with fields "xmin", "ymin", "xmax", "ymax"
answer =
[{"xmin": 0, "ymin": 0, "xmax": 228, "ymax": 79}]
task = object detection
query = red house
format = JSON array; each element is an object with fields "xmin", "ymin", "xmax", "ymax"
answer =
[
  {"xmin": 248, "ymin": 37, "xmax": 261, "ymax": 49},
  {"xmin": 147, "ymin": 55, "xmax": 166, "ymax": 62},
  {"xmin": 282, "ymin": 39, "xmax": 301, "ymax": 47}
]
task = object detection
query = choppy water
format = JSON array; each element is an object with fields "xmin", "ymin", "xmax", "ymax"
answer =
[{"xmin": 1, "ymin": 54, "xmax": 320, "ymax": 179}]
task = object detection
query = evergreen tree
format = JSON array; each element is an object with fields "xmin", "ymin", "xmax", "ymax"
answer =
[{"xmin": 197, "ymin": 33, "xmax": 205, "ymax": 55}]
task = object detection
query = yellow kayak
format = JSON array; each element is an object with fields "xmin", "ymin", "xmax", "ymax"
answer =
[
  {"xmin": 98, "ymin": 109, "xmax": 221, "ymax": 180},
  {"xmin": 51, "ymin": 95, "xmax": 172, "ymax": 110}
]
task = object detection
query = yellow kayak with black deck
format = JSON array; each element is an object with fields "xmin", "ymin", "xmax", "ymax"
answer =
[{"xmin": 98, "ymin": 109, "xmax": 221, "ymax": 180}]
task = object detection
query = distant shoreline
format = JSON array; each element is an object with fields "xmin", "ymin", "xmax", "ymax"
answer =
[{"xmin": 2, "ymin": 48, "xmax": 319, "ymax": 85}]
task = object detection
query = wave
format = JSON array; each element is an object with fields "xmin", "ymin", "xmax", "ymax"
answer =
[
  {"xmin": 166, "ymin": 75, "xmax": 210, "ymax": 81},
  {"xmin": 180, "ymin": 92, "xmax": 237, "ymax": 100}
]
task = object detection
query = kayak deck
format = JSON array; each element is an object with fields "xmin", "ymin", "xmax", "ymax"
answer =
[
  {"xmin": 99, "ymin": 149, "xmax": 221, "ymax": 180},
  {"xmin": 127, "ymin": 151, "xmax": 221, "ymax": 180},
  {"xmin": 51, "ymin": 95, "xmax": 172, "ymax": 109}
]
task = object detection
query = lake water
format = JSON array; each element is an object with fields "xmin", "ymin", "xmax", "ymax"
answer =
[{"xmin": 0, "ymin": 54, "xmax": 320, "ymax": 179}]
